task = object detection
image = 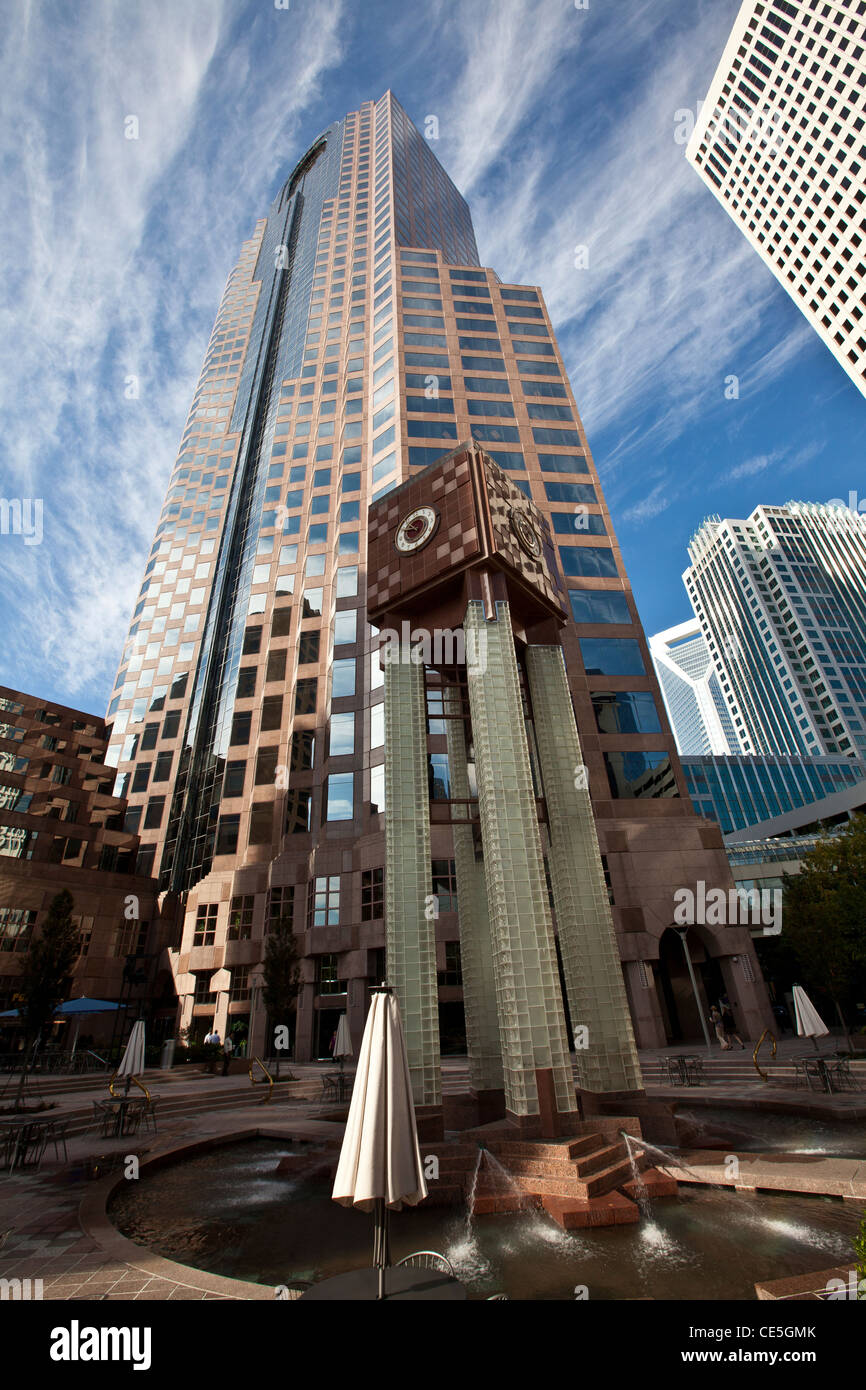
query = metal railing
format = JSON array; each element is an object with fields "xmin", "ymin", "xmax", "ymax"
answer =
[
  {"xmin": 752, "ymin": 1028, "xmax": 777, "ymax": 1082},
  {"xmin": 249, "ymin": 1055, "xmax": 274, "ymax": 1104}
]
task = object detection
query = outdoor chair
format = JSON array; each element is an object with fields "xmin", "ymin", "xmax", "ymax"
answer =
[
  {"xmin": 122, "ymin": 1101, "xmax": 145, "ymax": 1137},
  {"xmin": 46, "ymin": 1118, "xmax": 71, "ymax": 1163},
  {"xmin": 0, "ymin": 1125, "xmax": 16, "ymax": 1171},
  {"xmin": 321, "ymin": 1074, "xmax": 339, "ymax": 1101},
  {"xmin": 395, "ymin": 1251, "xmax": 454, "ymax": 1276},
  {"xmin": 663, "ymin": 1056, "xmax": 685, "ymax": 1085},
  {"xmin": 90, "ymin": 1100, "xmax": 115, "ymax": 1140},
  {"xmin": 141, "ymin": 1098, "xmax": 159, "ymax": 1134},
  {"xmin": 828, "ymin": 1058, "xmax": 861, "ymax": 1092},
  {"xmin": 683, "ymin": 1057, "xmax": 705, "ymax": 1087}
]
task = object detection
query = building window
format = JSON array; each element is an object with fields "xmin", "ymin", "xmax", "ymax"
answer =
[
  {"xmin": 0, "ymin": 907, "xmax": 36, "ymax": 952},
  {"xmin": 267, "ymin": 885, "xmax": 293, "ymax": 932},
  {"xmin": 603, "ymin": 752, "xmax": 679, "ymax": 800},
  {"xmin": 308, "ymin": 876, "xmax": 340, "ymax": 927},
  {"xmin": 438, "ymin": 940, "xmax": 462, "ymax": 986},
  {"xmin": 316, "ymin": 954, "xmax": 345, "ymax": 994},
  {"xmin": 230, "ymin": 965, "xmax": 251, "ymax": 1002},
  {"xmin": 295, "ymin": 678, "xmax": 318, "ymax": 715},
  {"xmin": 361, "ymin": 867, "xmax": 384, "ymax": 920},
  {"xmin": 431, "ymin": 859, "xmax": 458, "ymax": 913},
  {"xmin": 325, "ymin": 772, "xmax": 354, "ymax": 821},
  {"xmin": 228, "ymin": 895, "xmax": 254, "ymax": 941},
  {"xmin": 194, "ymin": 902, "xmax": 218, "ymax": 947},
  {"xmin": 193, "ymin": 972, "xmax": 217, "ymax": 1005}
]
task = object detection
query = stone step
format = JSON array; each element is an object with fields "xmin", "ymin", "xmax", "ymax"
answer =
[
  {"xmin": 573, "ymin": 1141, "xmax": 627, "ymax": 1177},
  {"xmin": 575, "ymin": 1158, "xmax": 635, "ymax": 1200},
  {"xmin": 542, "ymin": 1191, "xmax": 638, "ymax": 1229}
]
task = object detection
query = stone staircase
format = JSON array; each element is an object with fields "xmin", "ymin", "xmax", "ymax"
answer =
[
  {"xmin": 423, "ymin": 1124, "xmax": 679, "ymax": 1229},
  {"xmin": 3, "ymin": 1070, "xmax": 330, "ymax": 1142},
  {"xmin": 640, "ymin": 1051, "xmax": 866, "ymax": 1089}
]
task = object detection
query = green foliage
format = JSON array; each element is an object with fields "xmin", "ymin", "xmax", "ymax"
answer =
[
  {"xmin": 780, "ymin": 815, "xmax": 866, "ymax": 1038},
  {"xmin": 262, "ymin": 914, "xmax": 302, "ymax": 1031},
  {"xmin": 854, "ymin": 1209, "xmax": 866, "ymax": 1300},
  {"xmin": 16, "ymin": 889, "xmax": 80, "ymax": 1045}
]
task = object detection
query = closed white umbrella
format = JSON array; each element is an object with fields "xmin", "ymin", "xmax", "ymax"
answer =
[
  {"xmin": 115, "ymin": 1019, "xmax": 146, "ymax": 1093},
  {"xmin": 333, "ymin": 1013, "xmax": 353, "ymax": 1071},
  {"xmin": 332, "ymin": 987, "xmax": 427, "ymax": 1299},
  {"xmin": 792, "ymin": 985, "xmax": 830, "ymax": 1052}
]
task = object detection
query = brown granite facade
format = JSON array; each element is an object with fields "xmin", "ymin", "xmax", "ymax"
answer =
[
  {"xmin": 0, "ymin": 684, "xmax": 175, "ymax": 1043},
  {"xmin": 100, "ymin": 92, "xmax": 772, "ymax": 1063}
]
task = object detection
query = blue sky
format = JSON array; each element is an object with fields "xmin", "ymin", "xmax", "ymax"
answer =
[{"xmin": 1, "ymin": 0, "xmax": 864, "ymax": 715}]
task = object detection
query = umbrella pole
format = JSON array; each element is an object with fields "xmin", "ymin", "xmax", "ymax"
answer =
[{"xmin": 373, "ymin": 1198, "xmax": 390, "ymax": 1300}]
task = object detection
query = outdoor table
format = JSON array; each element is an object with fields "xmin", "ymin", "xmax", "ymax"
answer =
[
  {"xmin": 102, "ymin": 1096, "xmax": 144, "ymax": 1136},
  {"xmin": 0, "ymin": 1114, "xmax": 54, "ymax": 1172},
  {"xmin": 795, "ymin": 1056, "xmax": 833, "ymax": 1093},
  {"xmin": 300, "ymin": 1267, "xmax": 467, "ymax": 1301}
]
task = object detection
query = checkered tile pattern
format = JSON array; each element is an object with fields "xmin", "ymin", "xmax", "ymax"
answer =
[{"xmin": 367, "ymin": 444, "xmax": 566, "ymax": 623}]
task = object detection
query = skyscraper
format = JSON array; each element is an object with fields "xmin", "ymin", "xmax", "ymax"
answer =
[
  {"xmin": 649, "ymin": 619, "xmax": 739, "ymax": 755},
  {"xmin": 684, "ymin": 502, "xmax": 866, "ymax": 761},
  {"xmin": 104, "ymin": 92, "xmax": 771, "ymax": 1060},
  {"xmin": 686, "ymin": 0, "xmax": 866, "ymax": 398}
]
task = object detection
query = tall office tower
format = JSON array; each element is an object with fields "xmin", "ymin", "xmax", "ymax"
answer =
[
  {"xmin": 684, "ymin": 502, "xmax": 866, "ymax": 763},
  {"xmin": 686, "ymin": 0, "xmax": 866, "ymax": 398},
  {"xmin": 649, "ymin": 619, "xmax": 740, "ymax": 755},
  {"xmin": 105, "ymin": 92, "xmax": 771, "ymax": 1062}
]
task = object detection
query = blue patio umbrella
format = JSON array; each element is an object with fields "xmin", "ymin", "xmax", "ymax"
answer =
[{"xmin": 0, "ymin": 998, "xmax": 125, "ymax": 1055}]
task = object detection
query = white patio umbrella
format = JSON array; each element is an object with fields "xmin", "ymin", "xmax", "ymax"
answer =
[
  {"xmin": 332, "ymin": 987, "xmax": 427, "ymax": 1299},
  {"xmin": 333, "ymin": 1013, "xmax": 353, "ymax": 1072},
  {"xmin": 114, "ymin": 1019, "xmax": 146, "ymax": 1093},
  {"xmin": 792, "ymin": 985, "xmax": 830, "ymax": 1052}
]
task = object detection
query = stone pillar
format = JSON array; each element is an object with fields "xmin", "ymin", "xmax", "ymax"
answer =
[
  {"xmin": 526, "ymin": 644, "xmax": 643, "ymax": 1095},
  {"xmin": 463, "ymin": 600, "xmax": 576, "ymax": 1124},
  {"xmin": 623, "ymin": 958, "xmax": 667, "ymax": 1050},
  {"xmin": 384, "ymin": 645, "xmax": 442, "ymax": 1111},
  {"xmin": 445, "ymin": 685, "xmax": 504, "ymax": 1106}
]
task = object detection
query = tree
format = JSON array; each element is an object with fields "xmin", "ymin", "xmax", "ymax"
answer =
[
  {"xmin": 780, "ymin": 815, "xmax": 866, "ymax": 1050},
  {"xmin": 13, "ymin": 889, "xmax": 80, "ymax": 1108},
  {"xmin": 261, "ymin": 914, "xmax": 301, "ymax": 1079}
]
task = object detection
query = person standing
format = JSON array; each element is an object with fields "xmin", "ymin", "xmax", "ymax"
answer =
[
  {"xmin": 222, "ymin": 1031, "xmax": 234, "ymax": 1075},
  {"xmin": 709, "ymin": 1005, "xmax": 731, "ymax": 1050},
  {"xmin": 721, "ymin": 1002, "xmax": 745, "ymax": 1049}
]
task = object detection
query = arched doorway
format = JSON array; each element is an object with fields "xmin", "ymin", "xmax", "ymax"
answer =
[{"xmin": 656, "ymin": 926, "xmax": 726, "ymax": 1044}]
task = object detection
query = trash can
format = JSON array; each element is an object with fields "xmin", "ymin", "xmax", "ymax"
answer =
[{"xmin": 159, "ymin": 1039, "xmax": 176, "ymax": 1070}]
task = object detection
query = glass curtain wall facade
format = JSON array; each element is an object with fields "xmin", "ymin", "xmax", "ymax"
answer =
[
  {"xmin": 105, "ymin": 92, "xmax": 769, "ymax": 1058},
  {"xmin": 649, "ymin": 619, "xmax": 739, "ymax": 754},
  {"xmin": 685, "ymin": 502, "xmax": 866, "ymax": 762}
]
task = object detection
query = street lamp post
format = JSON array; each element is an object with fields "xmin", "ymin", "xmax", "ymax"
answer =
[{"xmin": 674, "ymin": 927, "xmax": 714, "ymax": 1056}]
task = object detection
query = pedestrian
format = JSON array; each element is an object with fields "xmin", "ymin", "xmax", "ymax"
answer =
[
  {"xmin": 709, "ymin": 1005, "xmax": 731, "ymax": 1050},
  {"xmin": 222, "ymin": 1032, "xmax": 234, "ymax": 1076},
  {"xmin": 721, "ymin": 1002, "xmax": 745, "ymax": 1049}
]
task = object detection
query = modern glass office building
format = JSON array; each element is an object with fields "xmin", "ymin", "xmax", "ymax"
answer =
[
  {"xmin": 103, "ymin": 93, "xmax": 771, "ymax": 1058},
  {"xmin": 686, "ymin": 0, "xmax": 866, "ymax": 399},
  {"xmin": 682, "ymin": 750, "xmax": 866, "ymax": 834},
  {"xmin": 649, "ymin": 619, "xmax": 739, "ymax": 755},
  {"xmin": 685, "ymin": 502, "xmax": 866, "ymax": 763}
]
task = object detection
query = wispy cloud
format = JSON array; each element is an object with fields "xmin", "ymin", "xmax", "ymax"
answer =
[{"xmin": 0, "ymin": 0, "xmax": 346, "ymax": 707}]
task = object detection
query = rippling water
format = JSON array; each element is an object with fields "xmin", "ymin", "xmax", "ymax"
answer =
[{"xmin": 109, "ymin": 1139, "xmax": 864, "ymax": 1300}]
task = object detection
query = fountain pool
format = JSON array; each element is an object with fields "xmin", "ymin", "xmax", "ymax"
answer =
[{"xmin": 108, "ymin": 1139, "xmax": 864, "ymax": 1301}]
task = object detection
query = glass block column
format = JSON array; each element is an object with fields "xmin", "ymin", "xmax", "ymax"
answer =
[
  {"xmin": 445, "ymin": 687, "xmax": 504, "ymax": 1096},
  {"xmin": 383, "ymin": 646, "xmax": 442, "ymax": 1108},
  {"xmin": 526, "ymin": 645, "xmax": 643, "ymax": 1094},
  {"xmin": 463, "ymin": 600, "xmax": 575, "ymax": 1118}
]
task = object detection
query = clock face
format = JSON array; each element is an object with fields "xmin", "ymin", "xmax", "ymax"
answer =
[
  {"xmin": 395, "ymin": 505, "xmax": 439, "ymax": 554},
  {"xmin": 509, "ymin": 506, "xmax": 542, "ymax": 559}
]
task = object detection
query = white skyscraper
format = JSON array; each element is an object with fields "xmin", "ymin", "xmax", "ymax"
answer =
[
  {"xmin": 649, "ymin": 619, "xmax": 740, "ymax": 756},
  {"xmin": 684, "ymin": 502, "xmax": 866, "ymax": 761},
  {"xmin": 686, "ymin": 0, "xmax": 866, "ymax": 398}
]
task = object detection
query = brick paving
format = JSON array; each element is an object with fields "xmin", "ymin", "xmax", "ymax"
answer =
[{"xmin": 0, "ymin": 1043, "xmax": 862, "ymax": 1301}]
